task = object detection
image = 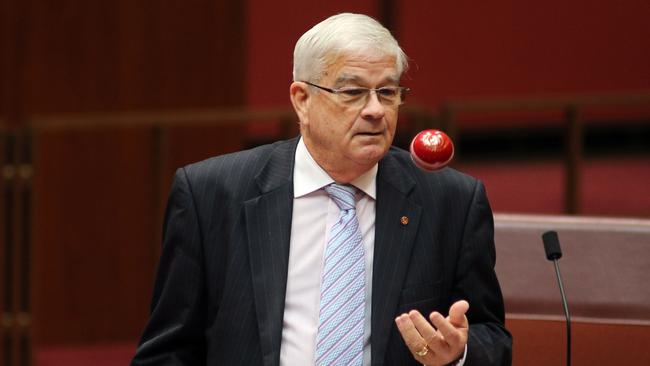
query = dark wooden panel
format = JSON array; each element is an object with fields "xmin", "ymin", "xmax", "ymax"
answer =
[
  {"xmin": 16, "ymin": 0, "xmax": 246, "ymax": 115},
  {"xmin": 0, "ymin": 128, "xmax": 9, "ymax": 364},
  {"xmin": 1, "ymin": 0, "xmax": 22, "ymax": 126},
  {"xmin": 166, "ymin": 124, "xmax": 246, "ymax": 173},
  {"xmin": 398, "ymin": 1, "xmax": 650, "ymax": 109},
  {"xmin": 29, "ymin": 120, "xmax": 246, "ymax": 346},
  {"xmin": 1, "ymin": 129, "xmax": 33, "ymax": 366},
  {"xmin": 31, "ymin": 127, "xmax": 157, "ymax": 345},
  {"xmin": 507, "ymin": 318, "xmax": 650, "ymax": 365},
  {"xmin": 0, "ymin": 0, "xmax": 6, "ymax": 120}
]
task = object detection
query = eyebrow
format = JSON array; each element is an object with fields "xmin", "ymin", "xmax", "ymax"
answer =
[{"xmin": 334, "ymin": 74, "xmax": 400, "ymax": 87}]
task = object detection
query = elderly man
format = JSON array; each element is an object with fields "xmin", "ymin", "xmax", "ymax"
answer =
[{"xmin": 132, "ymin": 13, "xmax": 511, "ymax": 366}]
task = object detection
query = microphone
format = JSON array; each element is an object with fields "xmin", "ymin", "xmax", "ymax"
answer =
[
  {"xmin": 409, "ymin": 129, "xmax": 454, "ymax": 171},
  {"xmin": 542, "ymin": 231, "xmax": 571, "ymax": 366}
]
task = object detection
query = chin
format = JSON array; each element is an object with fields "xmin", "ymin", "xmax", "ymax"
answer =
[{"xmin": 351, "ymin": 145, "xmax": 388, "ymax": 165}]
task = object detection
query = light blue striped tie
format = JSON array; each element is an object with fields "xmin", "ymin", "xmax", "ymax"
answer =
[{"xmin": 315, "ymin": 184, "xmax": 365, "ymax": 366}]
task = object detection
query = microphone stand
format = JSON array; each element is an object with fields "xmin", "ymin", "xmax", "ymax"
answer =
[
  {"xmin": 552, "ymin": 255, "xmax": 571, "ymax": 366},
  {"xmin": 542, "ymin": 231, "xmax": 571, "ymax": 366}
]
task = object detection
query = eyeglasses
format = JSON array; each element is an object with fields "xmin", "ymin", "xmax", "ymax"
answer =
[{"xmin": 302, "ymin": 81, "xmax": 410, "ymax": 107}]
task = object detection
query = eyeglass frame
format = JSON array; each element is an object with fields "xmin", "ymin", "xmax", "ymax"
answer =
[{"xmin": 300, "ymin": 80, "xmax": 410, "ymax": 107}]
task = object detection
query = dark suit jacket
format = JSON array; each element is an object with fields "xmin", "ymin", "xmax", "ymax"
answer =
[{"xmin": 132, "ymin": 138, "xmax": 512, "ymax": 365}]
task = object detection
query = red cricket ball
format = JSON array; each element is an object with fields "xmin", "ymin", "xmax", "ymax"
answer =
[{"xmin": 409, "ymin": 129, "xmax": 455, "ymax": 171}]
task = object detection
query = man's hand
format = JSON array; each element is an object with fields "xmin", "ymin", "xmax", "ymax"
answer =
[{"xmin": 395, "ymin": 300, "xmax": 469, "ymax": 366}]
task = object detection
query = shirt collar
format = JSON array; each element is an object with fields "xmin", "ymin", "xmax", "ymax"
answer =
[{"xmin": 293, "ymin": 137, "xmax": 377, "ymax": 199}]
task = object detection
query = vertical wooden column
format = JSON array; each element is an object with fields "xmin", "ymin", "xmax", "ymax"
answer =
[
  {"xmin": 3, "ymin": 131, "xmax": 16, "ymax": 366},
  {"xmin": 150, "ymin": 123, "xmax": 169, "ymax": 263},
  {"xmin": 1, "ymin": 0, "xmax": 28, "ymax": 360},
  {"xmin": 564, "ymin": 105, "xmax": 583, "ymax": 214},
  {"xmin": 0, "ymin": 126, "xmax": 8, "ymax": 366},
  {"xmin": 1, "ymin": 129, "xmax": 32, "ymax": 366},
  {"xmin": 17, "ymin": 130, "xmax": 32, "ymax": 366}
]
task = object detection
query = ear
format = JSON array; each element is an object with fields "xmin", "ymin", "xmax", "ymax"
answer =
[{"xmin": 289, "ymin": 81, "xmax": 310, "ymax": 124}]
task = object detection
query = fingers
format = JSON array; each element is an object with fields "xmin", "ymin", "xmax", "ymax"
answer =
[
  {"xmin": 408, "ymin": 310, "xmax": 437, "ymax": 345},
  {"xmin": 429, "ymin": 311, "xmax": 460, "ymax": 349},
  {"xmin": 448, "ymin": 300, "xmax": 469, "ymax": 327},
  {"xmin": 428, "ymin": 301, "xmax": 469, "ymax": 353},
  {"xmin": 407, "ymin": 310, "xmax": 450, "ymax": 357},
  {"xmin": 394, "ymin": 313, "xmax": 429, "ymax": 359},
  {"xmin": 395, "ymin": 301, "xmax": 470, "ymax": 365}
]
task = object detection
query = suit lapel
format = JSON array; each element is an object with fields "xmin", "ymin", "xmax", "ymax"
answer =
[
  {"xmin": 245, "ymin": 139, "xmax": 297, "ymax": 366},
  {"xmin": 371, "ymin": 152, "xmax": 421, "ymax": 366}
]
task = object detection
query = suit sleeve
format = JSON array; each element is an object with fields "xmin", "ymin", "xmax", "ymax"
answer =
[
  {"xmin": 131, "ymin": 167, "xmax": 207, "ymax": 365},
  {"xmin": 453, "ymin": 181, "xmax": 512, "ymax": 365}
]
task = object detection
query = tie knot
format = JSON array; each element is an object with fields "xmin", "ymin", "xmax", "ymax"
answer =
[{"xmin": 324, "ymin": 184, "xmax": 357, "ymax": 211}]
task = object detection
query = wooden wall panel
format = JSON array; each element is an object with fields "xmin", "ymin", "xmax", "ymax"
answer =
[
  {"xmin": 0, "ymin": 0, "xmax": 4, "ymax": 119},
  {"xmin": 398, "ymin": 0, "xmax": 650, "ymax": 110},
  {"xmin": 1, "ymin": 0, "xmax": 19, "ymax": 125},
  {"xmin": 31, "ymin": 127, "xmax": 157, "ymax": 345},
  {"xmin": 166, "ymin": 124, "xmax": 247, "ymax": 176},
  {"xmin": 29, "ymin": 119, "xmax": 248, "ymax": 347},
  {"xmin": 15, "ymin": 0, "xmax": 246, "ymax": 115},
  {"xmin": 3, "ymin": 0, "xmax": 248, "ymax": 349},
  {"xmin": 245, "ymin": 0, "xmax": 650, "ymax": 121},
  {"xmin": 1, "ymin": 130, "xmax": 33, "ymax": 365},
  {"xmin": 0, "ymin": 128, "xmax": 9, "ymax": 364},
  {"xmin": 507, "ymin": 318, "xmax": 650, "ymax": 365}
]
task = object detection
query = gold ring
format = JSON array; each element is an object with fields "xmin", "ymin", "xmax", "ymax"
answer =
[{"xmin": 415, "ymin": 345, "xmax": 429, "ymax": 357}]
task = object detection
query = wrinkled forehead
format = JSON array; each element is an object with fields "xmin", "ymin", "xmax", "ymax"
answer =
[{"xmin": 321, "ymin": 50, "xmax": 400, "ymax": 85}]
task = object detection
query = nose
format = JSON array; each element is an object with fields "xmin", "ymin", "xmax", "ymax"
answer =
[{"xmin": 360, "ymin": 90, "xmax": 386, "ymax": 120}]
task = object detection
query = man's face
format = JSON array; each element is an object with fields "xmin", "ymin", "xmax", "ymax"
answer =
[{"xmin": 296, "ymin": 51, "xmax": 400, "ymax": 179}]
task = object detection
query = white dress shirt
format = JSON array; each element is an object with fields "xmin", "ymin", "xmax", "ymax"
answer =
[{"xmin": 280, "ymin": 138, "xmax": 376, "ymax": 366}]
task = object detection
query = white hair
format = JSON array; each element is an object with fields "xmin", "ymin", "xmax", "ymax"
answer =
[{"xmin": 292, "ymin": 13, "xmax": 408, "ymax": 82}]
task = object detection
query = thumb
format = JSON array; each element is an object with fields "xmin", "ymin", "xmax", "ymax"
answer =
[{"xmin": 449, "ymin": 300, "xmax": 469, "ymax": 327}]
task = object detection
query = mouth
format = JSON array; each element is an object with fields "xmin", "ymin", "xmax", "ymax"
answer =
[{"xmin": 356, "ymin": 131, "xmax": 383, "ymax": 137}]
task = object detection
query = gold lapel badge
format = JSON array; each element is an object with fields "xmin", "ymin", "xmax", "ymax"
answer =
[{"xmin": 400, "ymin": 216, "xmax": 409, "ymax": 226}]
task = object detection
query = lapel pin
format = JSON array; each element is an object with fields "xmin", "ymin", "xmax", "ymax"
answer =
[{"xmin": 400, "ymin": 216, "xmax": 409, "ymax": 226}]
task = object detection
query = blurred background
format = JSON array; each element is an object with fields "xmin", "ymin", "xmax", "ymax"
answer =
[{"xmin": 1, "ymin": 0, "xmax": 648, "ymax": 365}]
